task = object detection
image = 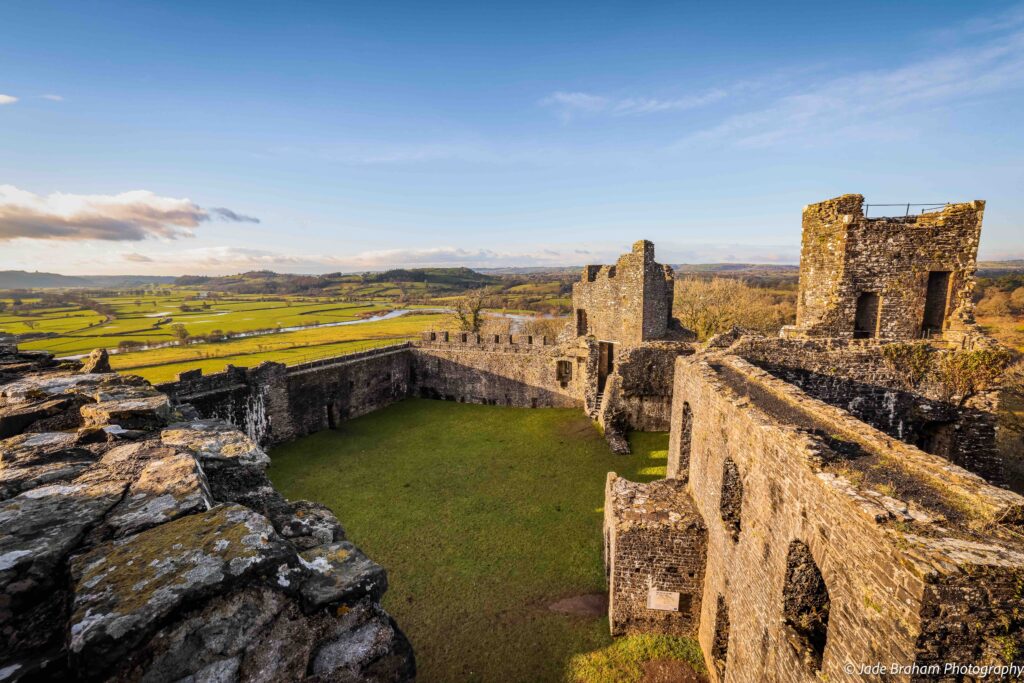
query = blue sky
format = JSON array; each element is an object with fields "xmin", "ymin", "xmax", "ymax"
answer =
[{"xmin": 1, "ymin": 1, "xmax": 1022, "ymax": 274}]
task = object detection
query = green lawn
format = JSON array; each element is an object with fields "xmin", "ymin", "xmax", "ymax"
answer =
[{"xmin": 269, "ymin": 399, "xmax": 704, "ymax": 683}]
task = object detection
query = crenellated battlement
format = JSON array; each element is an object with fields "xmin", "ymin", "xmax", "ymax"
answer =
[{"xmin": 418, "ymin": 330, "xmax": 553, "ymax": 348}]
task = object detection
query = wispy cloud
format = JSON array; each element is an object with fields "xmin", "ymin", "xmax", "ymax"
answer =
[
  {"xmin": 123, "ymin": 252, "xmax": 154, "ymax": 263},
  {"xmin": 677, "ymin": 11, "xmax": 1024, "ymax": 148},
  {"xmin": 335, "ymin": 245, "xmax": 588, "ymax": 269},
  {"xmin": 209, "ymin": 207, "xmax": 260, "ymax": 223},
  {"xmin": 40, "ymin": 94, "xmax": 63, "ymax": 102},
  {"xmin": 540, "ymin": 88, "xmax": 727, "ymax": 121},
  {"xmin": 0, "ymin": 94, "xmax": 18, "ymax": 105},
  {"xmin": 0, "ymin": 185, "xmax": 259, "ymax": 242}
]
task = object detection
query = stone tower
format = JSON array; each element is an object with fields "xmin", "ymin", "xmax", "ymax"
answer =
[
  {"xmin": 782, "ymin": 194, "xmax": 984, "ymax": 342},
  {"xmin": 572, "ymin": 239, "xmax": 675, "ymax": 345}
]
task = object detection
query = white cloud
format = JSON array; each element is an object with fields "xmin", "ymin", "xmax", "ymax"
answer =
[
  {"xmin": 40, "ymin": 94, "xmax": 63, "ymax": 102},
  {"xmin": 611, "ymin": 90, "xmax": 728, "ymax": 115},
  {"xmin": 0, "ymin": 185, "xmax": 259, "ymax": 242},
  {"xmin": 0, "ymin": 94, "xmax": 18, "ymax": 105}
]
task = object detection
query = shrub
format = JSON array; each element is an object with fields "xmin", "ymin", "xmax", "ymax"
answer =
[
  {"xmin": 674, "ymin": 277, "xmax": 795, "ymax": 340},
  {"xmin": 881, "ymin": 342, "xmax": 934, "ymax": 389},
  {"xmin": 935, "ymin": 348, "xmax": 1014, "ymax": 405}
]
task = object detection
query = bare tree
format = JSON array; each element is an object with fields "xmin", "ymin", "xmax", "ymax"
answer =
[
  {"xmin": 522, "ymin": 316, "xmax": 568, "ymax": 340},
  {"xmin": 451, "ymin": 289, "xmax": 487, "ymax": 332},
  {"xmin": 479, "ymin": 315, "xmax": 513, "ymax": 337},
  {"xmin": 674, "ymin": 277, "xmax": 795, "ymax": 340}
]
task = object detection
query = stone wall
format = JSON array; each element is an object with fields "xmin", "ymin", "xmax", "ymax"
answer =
[
  {"xmin": 411, "ymin": 332, "xmax": 586, "ymax": 408},
  {"xmin": 665, "ymin": 354, "xmax": 1024, "ymax": 682},
  {"xmin": 159, "ymin": 343, "xmax": 414, "ymax": 446},
  {"xmin": 285, "ymin": 346, "xmax": 413, "ymax": 439},
  {"xmin": 0, "ymin": 343, "xmax": 414, "ymax": 682},
  {"xmin": 604, "ymin": 474, "xmax": 707, "ymax": 637},
  {"xmin": 572, "ymin": 240, "xmax": 675, "ymax": 345},
  {"xmin": 786, "ymin": 194, "xmax": 983, "ymax": 341},
  {"xmin": 729, "ymin": 335, "xmax": 1004, "ymax": 484},
  {"xmin": 612, "ymin": 342, "xmax": 694, "ymax": 432}
]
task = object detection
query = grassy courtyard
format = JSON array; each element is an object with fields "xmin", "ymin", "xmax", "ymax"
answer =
[{"xmin": 268, "ymin": 399, "xmax": 704, "ymax": 682}]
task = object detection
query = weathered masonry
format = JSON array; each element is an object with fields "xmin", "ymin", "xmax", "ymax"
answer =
[
  {"xmin": 0, "ymin": 339, "xmax": 414, "ymax": 682},
  {"xmin": 784, "ymin": 195, "xmax": 984, "ymax": 342},
  {"xmin": 145, "ymin": 194, "xmax": 1019, "ymax": 682},
  {"xmin": 662, "ymin": 355, "xmax": 1023, "ymax": 681},
  {"xmin": 599, "ymin": 196, "xmax": 1022, "ymax": 681}
]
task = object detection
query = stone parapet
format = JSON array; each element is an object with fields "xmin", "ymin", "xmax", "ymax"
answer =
[{"xmin": 0, "ymin": 341, "xmax": 415, "ymax": 682}]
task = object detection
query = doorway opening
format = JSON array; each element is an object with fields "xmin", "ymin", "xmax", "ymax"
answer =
[
  {"xmin": 922, "ymin": 271, "xmax": 951, "ymax": 337},
  {"xmin": 853, "ymin": 292, "xmax": 880, "ymax": 339},
  {"xmin": 598, "ymin": 341, "xmax": 615, "ymax": 393}
]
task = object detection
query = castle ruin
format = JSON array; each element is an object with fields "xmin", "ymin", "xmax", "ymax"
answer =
[{"xmin": 2, "ymin": 193, "xmax": 1021, "ymax": 682}]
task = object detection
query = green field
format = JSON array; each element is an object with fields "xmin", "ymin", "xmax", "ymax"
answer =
[
  {"xmin": 0, "ymin": 275, "xmax": 572, "ymax": 382},
  {"xmin": 0, "ymin": 290, "xmax": 452, "ymax": 382},
  {"xmin": 268, "ymin": 399, "xmax": 704, "ymax": 683}
]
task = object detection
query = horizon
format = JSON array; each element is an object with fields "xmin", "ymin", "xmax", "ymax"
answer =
[
  {"xmin": 6, "ymin": 253, "xmax": 1024, "ymax": 281},
  {"xmin": 2, "ymin": 1, "xmax": 1023, "ymax": 275}
]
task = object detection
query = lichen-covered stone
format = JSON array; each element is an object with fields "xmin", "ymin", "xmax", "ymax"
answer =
[
  {"xmin": 1, "ymin": 431, "xmax": 91, "ymax": 470},
  {"xmin": 79, "ymin": 348, "xmax": 112, "ymax": 374},
  {"xmin": 1, "ymin": 479, "xmax": 127, "ymax": 591},
  {"xmin": 237, "ymin": 598, "xmax": 316, "ymax": 683},
  {"xmin": 81, "ymin": 394, "xmax": 171, "ymax": 430},
  {"xmin": 68, "ymin": 504, "xmax": 293, "ymax": 668},
  {"xmin": 309, "ymin": 601, "xmax": 415, "ymax": 682},
  {"xmin": 0, "ymin": 396, "xmax": 79, "ymax": 438},
  {"xmin": 278, "ymin": 500, "xmax": 345, "ymax": 550},
  {"xmin": 0, "ymin": 478, "xmax": 127, "ymax": 657},
  {"xmin": 0, "ymin": 441, "xmax": 98, "ymax": 500},
  {"xmin": 102, "ymin": 452, "xmax": 212, "ymax": 538},
  {"xmin": 126, "ymin": 587, "xmax": 288, "ymax": 683},
  {"xmin": 0, "ymin": 340, "xmax": 414, "ymax": 682},
  {"xmin": 160, "ymin": 420, "xmax": 270, "ymax": 469},
  {"xmin": 0, "ymin": 373, "xmax": 106, "ymax": 402},
  {"xmin": 299, "ymin": 542, "xmax": 387, "ymax": 609}
]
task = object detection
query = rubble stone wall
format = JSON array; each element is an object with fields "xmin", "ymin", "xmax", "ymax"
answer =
[
  {"xmin": 730, "ymin": 335, "xmax": 1003, "ymax": 483},
  {"xmin": 667, "ymin": 355, "xmax": 1024, "ymax": 682},
  {"xmin": 411, "ymin": 333, "xmax": 585, "ymax": 408},
  {"xmin": 159, "ymin": 344, "xmax": 414, "ymax": 446},
  {"xmin": 613, "ymin": 343, "xmax": 693, "ymax": 431},
  {"xmin": 787, "ymin": 195, "xmax": 983, "ymax": 341},
  {"xmin": 604, "ymin": 474, "xmax": 707, "ymax": 637},
  {"xmin": 572, "ymin": 240, "xmax": 675, "ymax": 345}
]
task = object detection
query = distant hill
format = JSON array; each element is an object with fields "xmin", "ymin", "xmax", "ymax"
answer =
[
  {"xmin": 978, "ymin": 260, "xmax": 1024, "ymax": 276},
  {"xmin": 0, "ymin": 271, "xmax": 176, "ymax": 289},
  {"xmin": 173, "ymin": 267, "xmax": 500, "ymax": 294},
  {"xmin": 362, "ymin": 267, "xmax": 498, "ymax": 287},
  {"xmin": 671, "ymin": 263, "xmax": 799, "ymax": 275},
  {"xmin": 476, "ymin": 267, "xmax": 580, "ymax": 276}
]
